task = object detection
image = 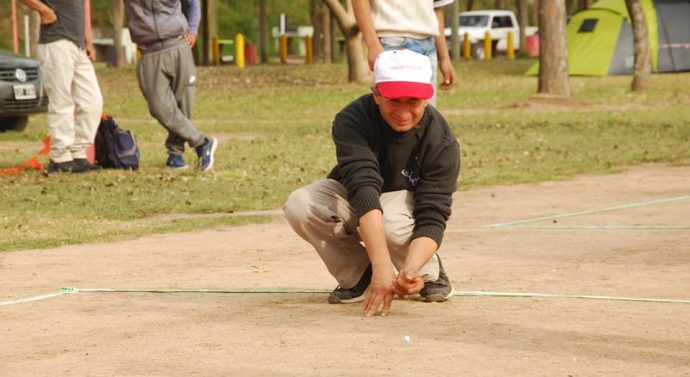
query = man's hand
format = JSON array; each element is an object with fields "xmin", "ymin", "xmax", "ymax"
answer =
[
  {"xmin": 85, "ymin": 43, "xmax": 96, "ymax": 62},
  {"xmin": 184, "ymin": 32, "xmax": 197, "ymax": 48},
  {"xmin": 392, "ymin": 269, "xmax": 424, "ymax": 299},
  {"xmin": 367, "ymin": 42, "xmax": 384, "ymax": 71},
  {"xmin": 394, "ymin": 237, "xmax": 438, "ymax": 299},
  {"xmin": 38, "ymin": 6, "xmax": 57, "ymax": 24},
  {"xmin": 438, "ymin": 58, "xmax": 457, "ymax": 90},
  {"xmin": 363, "ymin": 267, "xmax": 396, "ymax": 317}
]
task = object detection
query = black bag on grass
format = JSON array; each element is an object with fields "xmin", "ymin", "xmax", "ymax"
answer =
[{"xmin": 94, "ymin": 115, "xmax": 140, "ymax": 170}]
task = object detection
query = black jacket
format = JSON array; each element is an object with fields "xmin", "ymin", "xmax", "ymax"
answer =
[{"xmin": 328, "ymin": 94, "xmax": 460, "ymax": 246}]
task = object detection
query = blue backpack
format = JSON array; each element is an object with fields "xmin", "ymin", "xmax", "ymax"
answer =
[{"xmin": 94, "ymin": 115, "xmax": 140, "ymax": 170}]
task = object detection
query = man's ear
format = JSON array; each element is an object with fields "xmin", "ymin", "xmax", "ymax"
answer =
[{"xmin": 371, "ymin": 85, "xmax": 381, "ymax": 105}]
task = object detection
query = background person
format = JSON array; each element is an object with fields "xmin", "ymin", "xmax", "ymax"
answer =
[
  {"xmin": 19, "ymin": 0, "xmax": 104, "ymax": 174},
  {"xmin": 284, "ymin": 49, "xmax": 460, "ymax": 317},
  {"xmin": 124, "ymin": 0, "xmax": 217, "ymax": 171},
  {"xmin": 353, "ymin": 0, "xmax": 457, "ymax": 106}
]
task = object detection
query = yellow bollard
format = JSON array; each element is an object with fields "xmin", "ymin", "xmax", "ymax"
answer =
[
  {"xmin": 484, "ymin": 31, "xmax": 492, "ymax": 60},
  {"xmin": 235, "ymin": 33, "xmax": 245, "ymax": 69},
  {"xmin": 463, "ymin": 32, "xmax": 471, "ymax": 61},
  {"xmin": 279, "ymin": 35, "xmax": 288, "ymax": 64},
  {"xmin": 304, "ymin": 36, "xmax": 313, "ymax": 64},
  {"xmin": 507, "ymin": 31, "xmax": 515, "ymax": 60},
  {"xmin": 212, "ymin": 34, "xmax": 220, "ymax": 66}
]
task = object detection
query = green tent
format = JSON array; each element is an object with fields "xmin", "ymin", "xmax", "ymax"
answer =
[{"xmin": 527, "ymin": 0, "xmax": 690, "ymax": 76}]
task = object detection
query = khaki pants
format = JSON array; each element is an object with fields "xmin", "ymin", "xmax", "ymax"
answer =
[
  {"xmin": 284, "ymin": 179, "xmax": 440, "ymax": 289},
  {"xmin": 37, "ymin": 40, "xmax": 103, "ymax": 163}
]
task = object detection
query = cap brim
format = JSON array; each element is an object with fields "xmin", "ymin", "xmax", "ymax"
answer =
[{"xmin": 378, "ymin": 81, "xmax": 434, "ymax": 99}]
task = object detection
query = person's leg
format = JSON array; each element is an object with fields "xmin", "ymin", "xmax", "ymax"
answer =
[
  {"xmin": 173, "ymin": 44, "xmax": 196, "ymax": 122},
  {"xmin": 379, "ymin": 189, "xmax": 414, "ymax": 271},
  {"xmin": 380, "ymin": 189, "xmax": 451, "ymax": 302},
  {"xmin": 379, "ymin": 189, "xmax": 441, "ymax": 282},
  {"xmin": 426, "ymin": 45, "xmax": 439, "ymax": 107},
  {"xmin": 399, "ymin": 37, "xmax": 438, "ymax": 106},
  {"xmin": 166, "ymin": 43, "xmax": 198, "ymax": 155},
  {"xmin": 37, "ymin": 40, "xmax": 78, "ymax": 163},
  {"xmin": 136, "ymin": 45, "xmax": 206, "ymax": 156},
  {"xmin": 284, "ymin": 179, "xmax": 371, "ymax": 289},
  {"xmin": 70, "ymin": 50, "xmax": 103, "ymax": 160},
  {"xmin": 164, "ymin": 132, "xmax": 187, "ymax": 158}
]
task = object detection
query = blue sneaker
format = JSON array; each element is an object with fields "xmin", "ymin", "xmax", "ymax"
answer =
[
  {"xmin": 196, "ymin": 137, "xmax": 218, "ymax": 172},
  {"xmin": 166, "ymin": 154, "xmax": 188, "ymax": 170}
]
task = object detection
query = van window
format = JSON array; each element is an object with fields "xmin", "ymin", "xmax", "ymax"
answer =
[
  {"xmin": 459, "ymin": 15, "xmax": 489, "ymax": 27},
  {"xmin": 492, "ymin": 16, "xmax": 514, "ymax": 28}
]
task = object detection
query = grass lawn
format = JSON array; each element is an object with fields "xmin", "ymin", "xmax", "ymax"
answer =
[{"xmin": 1, "ymin": 58, "xmax": 689, "ymax": 251}]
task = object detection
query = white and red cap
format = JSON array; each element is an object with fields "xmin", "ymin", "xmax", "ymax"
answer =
[{"xmin": 374, "ymin": 49, "xmax": 434, "ymax": 99}]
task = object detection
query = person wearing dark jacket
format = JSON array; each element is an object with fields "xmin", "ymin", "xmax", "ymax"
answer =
[
  {"xmin": 284, "ymin": 49, "xmax": 460, "ymax": 317},
  {"xmin": 124, "ymin": 0, "xmax": 217, "ymax": 171}
]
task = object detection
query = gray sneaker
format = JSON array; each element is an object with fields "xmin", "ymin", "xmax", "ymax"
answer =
[
  {"xmin": 419, "ymin": 257, "xmax": 453, "ymax": 302},
  {"xmin": 327, "ymin": 264, "xmax": 372, "ymax": 304}
]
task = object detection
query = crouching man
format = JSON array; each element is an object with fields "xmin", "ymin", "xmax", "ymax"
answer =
[{"xmin": 284, "ymin": 49, "xmax": 461, "ymax": 317}]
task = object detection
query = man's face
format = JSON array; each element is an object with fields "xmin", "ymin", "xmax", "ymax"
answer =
[{"xmin": 372, "ymin": 87, "xmax": 428, "ymax": 133}]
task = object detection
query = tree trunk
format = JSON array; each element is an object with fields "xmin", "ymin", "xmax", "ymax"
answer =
[
  {"xmin": 322, "ymin": 0, "xmax": 368, "ymax": 82},
  {"xmin": 322, "ymin": 6, "xmax": 332, "ymax": 64},
  {"xmin": 30, "ymin": 9, "xmax": 40, "ymax": 57},
  {"xmin": 625, "ymin": 0, "xmax": 651, "ymax": 91},
  {"xmin": 111, "ymin": 0, "xmax": 125, "ymax": 67},
  {"xmin": 206, "ymin": 0, "xmax": 218, "ymax": 65},
  {"xmin": 310, "ymin": 0, "xmax": 323, "ymax": 63},
  {"xmin": 344, "ymin": 35, "xmax": 367, "ymax": 82},
  {"xmin": 450, "ymin": 0, "xmax": 461, "ymax": 60},
  {"xmin": 495, "ymin": 0, "xmax": 508, "ymax": 8},
  {"xmin": 466, "ymin": 0, "xmax": 475, "ymax": 11},
  {"xmin": 199, "ymin": 0, "xmax": 218, "ymax": 65},
  {"xmin": 259, "ymin": 0, "xmax": 268, "ymax": 64},
  {"xmin": 537, "ymin": 0, "xmax": 570, "ymax": 97},
  {"xmin": 578, "ymin": 0, "xmax": 591, "ymax": 11},
  {"xmin": 531, "ymin": 0, "xmax": 539, "ymax": 28},
  {"xmin": 566, "ymin": 0, "xmax": 574, "ymax": 15},
  {"xmin": 517, "ymin": 0, "xmax": 528, "ymax": 55}
]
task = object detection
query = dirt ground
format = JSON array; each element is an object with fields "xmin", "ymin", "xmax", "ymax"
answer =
[{"xmin": 1, "ymin": 164, "xmax": 689, "ymax": 377}]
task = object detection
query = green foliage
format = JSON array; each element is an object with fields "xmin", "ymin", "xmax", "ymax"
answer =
[
  {"xmin": 0, "ymin": 0, "xmax": 315, "ymax": 50},
  {"xmin": 1, "ymin": 58, "xmax": 689, "ymax": 251},
  {"xmin": 217, "ymin": 0, "xmax": 313, "ymax": 44},
  {"xmin": 0, "ymin": 0, "xmax": 548, "ymax": 53}
]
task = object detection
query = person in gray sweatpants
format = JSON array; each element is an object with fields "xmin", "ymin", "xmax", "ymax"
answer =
[{"xmin": 124, "ymin": 0, "xmax": 217, "ymax": 171}]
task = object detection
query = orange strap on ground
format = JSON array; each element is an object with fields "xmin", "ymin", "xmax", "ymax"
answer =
[{"xmin": 0, "ymin": 136, "xmax": 51, "ymax": 175}]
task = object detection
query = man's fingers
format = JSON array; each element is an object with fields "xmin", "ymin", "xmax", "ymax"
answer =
[
  {"xmin": 363, "ymin": 289, "xmax": 395, "ymax": 317},
  {"xmin": 363, "ymin": 290, "xmax": 378, "ymax": 316},
  {"xmin": 403, "ymin": 269, "xmax": 420, "ymax": 284},
  {"xmin": 365, "ymin": 295, "xmax": 381, "ymax": 317},
  {"xmin": 392, "ymin": 280, "xmax": 409, "ymax": 300},
  {"xmin": 363, "ymin": 291, "xmax": 373, "ymax": 313},
  {"xmin": 381, "ymin": 294, "xmax": 392, "ymax": 316}
]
